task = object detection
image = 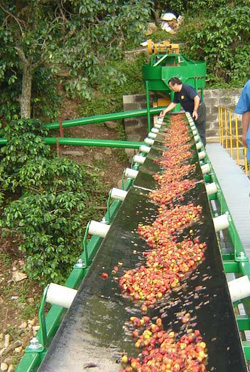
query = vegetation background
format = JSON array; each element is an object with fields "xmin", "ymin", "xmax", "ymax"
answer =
[{"xmin": 0, "ymin": 0, "xmax": 249, "ymax": 369}]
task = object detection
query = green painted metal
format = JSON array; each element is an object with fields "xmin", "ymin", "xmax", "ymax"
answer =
[
  {"xmin": 143, "ymin": 53, "xmax": 206, "ymax": 92},
  {"xmin": 44, "ymin": 137, "xmax": 143, "ymax": 148},
  {"xmin": 145, "ymin": 80, "xmax": 151, "ymax": 131},
  {"xmin": 15, "ymin": 175, "xmax": 135, "ymax": 372},
  {"xmin": 44, "ymin": 107, "xmax": 163, "ymax": 130},
  {"xmin": 237, "ymin": 315, "xmax": 250, "ymax": 331},
  {"xmin": 242, "ymin": 342, "xmax": 250, "ymax": 361},
  {"xmin": 0, "ymin": 138, "xmax": 143, "ymax": 149},
  {"xmin": 223, "ymin": 260, "xmax": 240, "ymax": 273},
  {"xmin": 14, "ymin": 112, "xmax": 250, "ymax": 371}
]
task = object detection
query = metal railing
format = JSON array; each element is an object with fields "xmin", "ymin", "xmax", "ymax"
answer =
[{"xmin": 218, "ymin": 106, "xmax": 249, "ymax": 175}]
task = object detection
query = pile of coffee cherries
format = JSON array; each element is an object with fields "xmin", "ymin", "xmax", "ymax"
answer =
[{"xmin": 118, "ymin": 114, "xmax": 208, "ymax": 372}]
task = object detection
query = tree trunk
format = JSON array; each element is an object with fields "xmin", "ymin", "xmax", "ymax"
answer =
[
  {"xmin": 20, "ymin": 63, "xmax": 32, "ymax": 119},
  {"xmin": 15, "ymin": 47, "xmax": 32, "ymax": 119}
]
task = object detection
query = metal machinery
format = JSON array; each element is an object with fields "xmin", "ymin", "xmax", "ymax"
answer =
[
  {"xmin": 143, "ymin": 41, "xmax": 206, "ymax": 131},
  {"xmin": 14, "ymin": 45, "xmax": 250, "ymax": 372}
]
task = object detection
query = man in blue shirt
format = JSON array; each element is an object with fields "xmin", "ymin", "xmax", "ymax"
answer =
[
  {"xmin": 160, "ymin": 77, "xmax": 206, "ymax": 146},
  {"xmin": 235, "ymin": 79, "xmax": 250, "ymax": 163}
]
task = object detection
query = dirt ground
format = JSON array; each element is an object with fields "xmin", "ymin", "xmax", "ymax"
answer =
[{"xmin": 0, "ymin": 103, "xmax": 130, "ymax": 371}]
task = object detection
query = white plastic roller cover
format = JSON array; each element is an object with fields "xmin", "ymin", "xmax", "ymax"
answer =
[
  {"xmin": 133, "ymin": 155, "xmax": 146, "ymax": 164},
  {"xmin": 125, "ymin": 168, "xmax": 138, "ymax": 179},
  {"xmin": 46, "ymin": 283, "xmax": 77, "ymax": 309},
  {"xmin": 196, "ymin": 142, "xmax": 203, "ymax": 150},
  {"xmin": 228, "ymin": 275, "xmax": 250, "ymax": 303},
  {"xmin": 151, "ymin": 128, "xmax": 159, "ymax": 134},
  {"xmin": 144, "ymin": 138, "xmax": 154, "ymax": 146},
  {"xmin": 194, "ymin": 135, "xmax": 200, "ymax": 142},
  {"xmin": 148, "ymin": 132, "xmax": 157, "ymax": 139},
  {"xmin": 156, "ymin": 117, "xmax": 163, "ymax": 124},
  {"xmin": 198, "ymin": 151, "xmax": 206, "ymax": 160},
  {"xmin": 88, "ymin": 220, "xmax": 110, "ymax": 238},
  {"xmin": 110, "ymin": 188, "xmax": 127, "ymax": 201},
  {"xmin": 205, "ymin": 182, "xmax": 218, "ymax": 195},
  {"xmin": 213, "ymin": 214, "xmax": 229, "ymax": 232},
  {"xmin": 201, "ymin": 163, "xmax": 211, "ymax": 174},
  {"xmin": 140, "ymin": 145, "xmax": 151, "ymax": 154},
  {"xmin": 154, "ymin": 124, "xmax": 161, "ymax": 129}
]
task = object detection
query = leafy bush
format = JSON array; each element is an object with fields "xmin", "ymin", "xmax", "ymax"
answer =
[
  {"xmin": 0, "ymin": 119, "xmax": 49, "ymax": 192},
  {"xmin": 0, "ymin": 119, "xmax": 106, "ymax": 284},
  {"xmin": 79, "ymin": 54, "xmax": 147, "ymax": 116},
  {"xmin": 175, "ymin": 5, "xmax": 250, "ymax": 85}
]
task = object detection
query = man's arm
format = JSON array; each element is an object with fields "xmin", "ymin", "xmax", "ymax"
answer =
[
  {"xmin": 160, "ymin": 102, "xmax": 177, "ymax": 117},
  {"xmin": 192, "ymin": 95, "xmax": 200, "ymax": 120},
  {"xmin": 242, "ymin": 111, "xmax": 250, "ymax": 147}
]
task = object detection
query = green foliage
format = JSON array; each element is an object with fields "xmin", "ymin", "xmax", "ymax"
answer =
[
  {"xmin": 175, "ymin": 5, "xmax": 250, "ymax": 85},
  {"xmin": 0, "ymin": 119, "xmax": 49, "ymax": 192},
  {"xmin": 152, "ymin": 0, "xmax": 248, "ymax": 15},
  {"xmin": 0, "ymin": 0, "xmax": 152, "ymax": 120},
  {"xmin": 0, "ymin": 119, "xmax": 106, "ymax": 284},
  {"xmin": 1, "ymin": 190, "xmax": 87, "ymax": 283},
  {"xmin": 79, "ymin": 54, "xmax": 147, "ymax": 116}
]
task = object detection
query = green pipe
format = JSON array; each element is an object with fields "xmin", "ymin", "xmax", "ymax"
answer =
[
  {"xmin": 44, "ymin": 107, "xmax": 163, "ymax": 130},
  {"xmin": 44, "ymin": 138, "xmax": 143, "ymax": 148},
  {"xmin": 145, "ymin": 81, "xmax": 151, "ymax": 132},
  {"xmin": 0, "ymin": 138, "xmax": 143, "ymax": 149}
]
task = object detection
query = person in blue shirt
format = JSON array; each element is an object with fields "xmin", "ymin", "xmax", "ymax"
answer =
[
  {"xmin": 160, "ymin": 77, "xmax": 206, "ymax": 146},
  {"xmin": 235, "ymin": 79, "xmax": 250, "ymax": 163}
]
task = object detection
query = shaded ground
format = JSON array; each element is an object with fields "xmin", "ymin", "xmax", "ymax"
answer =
[{"xmin": 0, "ymin": 103, "xmax": 130, "ymax": 370}]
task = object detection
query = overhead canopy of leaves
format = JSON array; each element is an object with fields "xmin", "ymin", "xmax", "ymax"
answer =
[
  {"xmin": 174, "ymin": 4, "xmax": 250, "ymax": 85},
  {"xmin": 0, "ymin": 0, "xmax": 153, "ymax": 120}
]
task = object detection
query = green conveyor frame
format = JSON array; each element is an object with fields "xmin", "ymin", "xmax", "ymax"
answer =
[
  {"xmin": 143, "ymin": 53, "xmax": 206, "ymax": 131},
  {"xmin": 14, "ymin": 113, "xmax": 250, "ymax": 372}
]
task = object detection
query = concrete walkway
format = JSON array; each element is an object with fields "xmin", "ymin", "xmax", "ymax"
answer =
[{"xmin": 206, "ymin": 143, "xmax": 250, "ymax": 255}]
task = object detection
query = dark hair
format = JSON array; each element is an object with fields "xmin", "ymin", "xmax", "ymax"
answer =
[{"xmin": 168, "ymin": 77, "xmax": 182, "ymax": 85}]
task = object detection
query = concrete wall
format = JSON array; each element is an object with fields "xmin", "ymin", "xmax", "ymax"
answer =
[{"xmin": 123, "ymin": 88, "xmax": 242, "ymax": 142}]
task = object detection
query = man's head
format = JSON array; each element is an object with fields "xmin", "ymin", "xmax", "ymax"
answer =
[{"xmin": 168, "ymin": 77, "xmax": 182, "ymax": 92}]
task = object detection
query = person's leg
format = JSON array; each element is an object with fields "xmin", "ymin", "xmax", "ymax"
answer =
[{"xmin": 195, "ymin": 103, "xmax": 206, "ymax": 146}]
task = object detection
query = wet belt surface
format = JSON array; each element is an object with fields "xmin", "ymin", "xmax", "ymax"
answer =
[{"xmin": 38, "ymin": 125, "xmax": 247, "ymax": 372}]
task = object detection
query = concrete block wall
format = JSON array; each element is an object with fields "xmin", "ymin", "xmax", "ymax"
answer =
[
  {"xmin": 204, "ymin": 88, "xmax": 242, "ymax": 140},
  {"xmin": 123, "ymin": 88, "xmax": 243, "ymax": 142}
]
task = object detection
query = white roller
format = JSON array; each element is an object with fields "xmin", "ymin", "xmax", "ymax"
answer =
[
  {"xmin": 148, "ymin": 132, "xmax": 157, "ymax": 139},
  {"xmin": 154, "ymin": 124, "xmax": 161, "ymax": 129},
  {"xmin": 194, "ymin": 135, "xmax": 200, "ymax": 142},
  {"xmin": 46, "ymin": 283, "xmax": 77, "ymax": 309},
  {"xmin": 228, "ymin": 275, "xmax": 250, "ymax": 303},
  {"xmin": 205, "ymin": 182, "xmax": 218, "ymax": 195},
  {"xmin": 196, "ymin": 142, "xmax": 203, "ymax": 150},
  {"xmin": 133, "ymin": 155, "xmax": 146, "ymax": 164},
  {"xmin": 151, "ymin": 128, "xmax": 159, "ymax": 133},
  {"xmin": 125, "ymin": 168, "xmax": 138, "ymax": 179},
  {"xmin": 201, "ymin": 163, "xmax": 211, "ymax": 174},
  {"xmin": 89, "ymin": 220, "xmax": 110, "ymax": 237},
  {"xmin": 156, "ymin": 117, "xmax": 163, "ymax": 124},
  {"xmin": 110, "ymin": 188, "xmax": 127, "ymax": 201},
  {"xmin": 140, "ymin": 145, "xmax": 151, "ymax": 153},
  {"xmin": 213, "ymin": 214, "xmax": 229, "ymax": 232},
  {"xmin": 144, "ymin": 138, "xmax": 154, "ymax": 145},
  {"xmin": 198, "ymin": 150, "xmax": 206, "ymax": 160},
  {"xmin": 192, "ymin": 129, "xmax": 198, "ymax": 135}
]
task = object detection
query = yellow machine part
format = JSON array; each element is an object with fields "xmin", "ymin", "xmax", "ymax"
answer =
[
  {"xmin": 148, "ymin": 40, "xmax": 179, "ymax": 55},
  {"xmin": 156, "ymin": 98, "xmax": 171, "ymax": 107}
]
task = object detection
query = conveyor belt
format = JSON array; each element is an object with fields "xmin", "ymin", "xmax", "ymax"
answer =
[
  {"xmin": 38, "ymin": 128, "xmax": 247, "ymax": 372},
  {"xmin": 206, "ymin": 143, "xmax": 250, "ymax": 255}
]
